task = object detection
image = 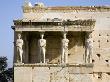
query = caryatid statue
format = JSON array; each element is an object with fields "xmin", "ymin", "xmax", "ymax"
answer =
[
  {"xmin": 61, "ymin": 32, "xmax": 69, "ymax": 63},
  {"xmin": 85, "ymin": 32, "xmax": 93, "ymax": 63},
  {"xmin": 38, "ymin": 33, "xmax": 46, "ymax": 63},
  {"xmin": 16, "ymin": 33, "xmax": 23, "ymax": 63}
]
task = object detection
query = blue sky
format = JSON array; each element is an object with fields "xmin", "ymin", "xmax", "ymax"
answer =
[{"xmin": 0, "ymin": 0, "xmax": 110, "ymax": 67}]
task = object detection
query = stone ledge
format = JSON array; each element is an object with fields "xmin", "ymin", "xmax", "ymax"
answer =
[
  {"xmin": 14, "ymin": 64, "xmax": 93, "ymax": 74},
  {"xmin": 14, "ymin": 63, "xmax": 93, "ymax": 68},
  {"xmin": 14, "ymin": 26, "xmax": 94, "ymax": 32}
]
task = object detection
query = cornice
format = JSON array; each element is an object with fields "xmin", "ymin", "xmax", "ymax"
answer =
[{"xmin": 23, "ymin": 6, "xmax": 110, "ymax": 13}]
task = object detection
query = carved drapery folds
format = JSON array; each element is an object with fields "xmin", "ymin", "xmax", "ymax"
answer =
[
  {"xmin": 15, "ymin": 32, "xmax": 94, "ymax": 64},
  {"xmin": 14, "ymin": 19, "xmax": 95, "ymax": 64},
  {"xmin": 38, "ymin": 32, "xmax": 46, "ymax": 63},
  {"xmin": 85, "ymin": 32, "xmax": 93, "ymax": 63},
  {"xmin": 16, "ymin": 32, "xmax": 24, "ymax": 63},
  {"xmin": 61, "ymin": 32, "xmax": 69, "ymax": 63}
]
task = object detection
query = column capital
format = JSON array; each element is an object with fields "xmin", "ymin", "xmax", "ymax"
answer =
[
  {"xmin": 16, "ymin": 31, "xmax": 22, "ymax": 34},
  {"xmin": 62, "ymin": 31, "xmax": 68, "ymax": 34},
  {"xmin": 39, "ymin": 31, "xmax": 45, "ymax": 33}
]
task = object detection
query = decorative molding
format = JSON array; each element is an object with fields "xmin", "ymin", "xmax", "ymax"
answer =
[
  {"xmin": 13, "ymin": 19, "xmax": 96, "ymax": 27},
  {"xmin": 14, "ymin": 26, "xmax": 94, "ymax": 32},
  {"xmin": 23, "ymin": 6, "xmax": 110, "ymax": 13}
]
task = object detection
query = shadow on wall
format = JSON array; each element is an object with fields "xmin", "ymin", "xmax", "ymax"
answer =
[{"xmin": 21, "ymin": 32, "xmax": 86, "ymax": 64}]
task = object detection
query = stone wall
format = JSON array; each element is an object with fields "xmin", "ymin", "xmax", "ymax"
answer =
[
  {"xmin": 92, "ymin": 30, "xmax": 110, "ymax": 73},
  {"xmin": 68, "ymin": 32, "xmax": 85, "ymax": 64},
  {"xmin": 14, "ymin": 64, "xmax": 110, "ymax": 82},
  {"xmin": 14, "ymin": 64, "xmax": 93, "ymax": 82},
  {"xmin": 14, "ymin": 5, "xmax": 110, "ymax": 82}
]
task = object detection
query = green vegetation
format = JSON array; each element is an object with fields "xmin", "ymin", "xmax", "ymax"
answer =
[{"xmin": 0, "ymin": 57, "xmax": 13, "ymax": 82}]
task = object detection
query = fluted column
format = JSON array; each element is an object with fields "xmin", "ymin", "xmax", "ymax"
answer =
[
  {"xmin": 61, "ymin": 32, "xmax": 69, "ymax": 63},
  {"xmin": 85, "ymin": 32, "xmax": 93, "ymax": 63}
]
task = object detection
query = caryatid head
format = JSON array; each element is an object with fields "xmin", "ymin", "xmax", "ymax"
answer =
[
  {"xmin": 87, "ymin": 32, "xmax": 92, "ymax": 39},
  {"xmin": 63, "ymin": 32, "xmax": 67, "ymax": 39},
  {"xmin": 40, "ymin": 32, "xmax": 44, "ymax": 39},
  {"xmin": 17, "ymin": 33, "xmax": 21, "ymax": 39}
]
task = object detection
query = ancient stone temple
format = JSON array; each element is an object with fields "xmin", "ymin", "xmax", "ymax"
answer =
[{"xmin": 12, "ymin": 1, "xmax": 110, "ymax": 82}]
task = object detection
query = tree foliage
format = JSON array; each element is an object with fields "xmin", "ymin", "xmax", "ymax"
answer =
[
  {"xmin": 0, "ymin": 57, "xmax": 7, "ymax": 71},
  {"xmin": 0, "ymin": 57, "xmax": 13, "ymax": 82}
]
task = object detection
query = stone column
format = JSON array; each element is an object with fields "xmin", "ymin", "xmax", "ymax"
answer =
[
  {"xmin": 61, "ymin": 32, "xmax": 69, "ymax": 63},
  {"xmin": 38, "ymin": 32, "xmax": 46, "ymax": 63},
  {"xmin": 16, "ymin": 32, "xmax": 24, "ymax": 63},
  {"xmin": 85, "ymin": 32, "xmax": 93, "ymax": 63}
]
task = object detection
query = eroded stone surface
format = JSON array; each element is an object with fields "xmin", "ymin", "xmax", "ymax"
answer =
[{"xmin": 13, "ymin": 2, "xmax": 110, "ymax": 82}]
